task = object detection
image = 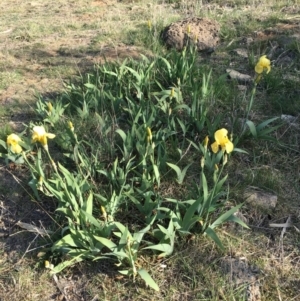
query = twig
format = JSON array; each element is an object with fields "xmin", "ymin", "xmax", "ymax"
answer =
[
  {"xmin": 53, "ymin": 274, "xmax": 70, "ymax": 301},
  {"xmin": 277, "ymin": 215, "xmax": 291, "ymax": 262},
  {"xmin": 90, "ymin": 295, "xmax": 99, "ymax": 301},
  {"xmin": 24, "ymin": 243, "xmax": 52, "ymax": 254},
  {"xmin": 269, "ymin": 222, "xmax": 292, "ymax": 228},
  {"xmin": 20, "ymin": 233, "xmax": 39, "ymax": 261},
  {"xmin": 0, "ymin": 28, "xmax": 13, "ymax": 34},
  {"xmin": 280, "ymin": 215, "xmax": 291, "ymax": 240},
  {"xmin": 16, "ymin": 221, "xmax": 53, "ymax": 236},
  {"xmin": 7, "ymin": 168, "xmax": 61, "ymax": 227},
  {"xmin": 276, "ymin": 280, "xmax": 282, "ymax": 301}
]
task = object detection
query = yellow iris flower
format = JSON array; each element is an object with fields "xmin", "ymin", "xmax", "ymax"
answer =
[
  {"xmin": 45, "ymin": 260, "xmax": 50, "ymax": 268},
  {"xmin": 146, "ymin": 127, "xmax": 152, "ymax": 143},
  {"xmin": 187, "ymin": 24, "xmax": 191, "ymax": 34},
  {"xmin": 255, "ymin": 55, "xmax": 271, "ymax": 74},
  {"xmin": 170, "ymin": 88, "xmax": 175, "ymax": 98},
  {"xmin": 45, "ymin": 260, "xmax": 54, "ymax": 270},
  {"xmin": 203, "ymin": 135, "xmax": 209, "ymax": 148},
  {"xmin": 47, "ymin": 102, "xmax": 53, "ymax": 113},
  {"xmin": 211, "ymin": 128, "xmax": 234, "ymax": 154},
  {"xmin": 32, "ymin": 126, "xmax": 55, "ymax": 151},
  {"xmin": 68, "ymin": 121, "xmax": 74, "ymax": 132},
  {"xmin": 7, "ymin": 133, "xmax": 23, "ymax": 154}
]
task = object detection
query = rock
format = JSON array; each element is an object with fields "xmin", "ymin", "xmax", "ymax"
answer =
[
  {"xmin": 281, "ymin": 114, "xmax": 297, "ymax": 122},
  {"xmin": 161, "ymin": 17, "xmax": 220, "ymax": 52},
  {"xmin": 281, "ymin": 114, "xmax": 299, "ymax": 129},
  {"xmin": 233, "ymin": 48, "xmax": 248, "ymax": 58},
  {"xmin": 245, "ymin": 37, "xmax": 254, "ymax": 45},
  {"xmin": 226, "ymin": 68, "xmax": 252, "ymax": 83},
  {"xmin": 237, "ymin": 85, "xmax": 247, "ymax": 91},
  {"xmin": 244, "ymin": 187, "xmax": 277, "ymax": 210},
  {"xmin": 221, "ymin": 256, "xmax": 261, "ymax": 301}
]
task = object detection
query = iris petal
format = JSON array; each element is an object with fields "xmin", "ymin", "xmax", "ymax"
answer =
[
  {"xmin": 214, "ymin": 128, "xmax": 228, "ymax": 144},
  {"xmin": 7, "ymin": 133, "xmax": 21, "ymax": 145},
  {"xmin": 211, "ymin": 141, "xmax": 219, "ymax": 153},
  {"xmin": 225, "ymin": 140, "xmax": 234, "ymax": 154},
  {"xmin": 255, "ymin": 65, "xmax": 263, "ymax": 74},
  {"xmin": 46, "ymin": 133, "xmax": 56, "ymax": 139},
  {"xmin": 211, "ymin": 128, "xmax": 234, "ymax": 154},
  {"xmin": 32, "ymin": 126, "xmax": 55, "ymax": 150},
  {"xmin": 7, "ymin": 134, "xmax": 23, "ymax": 154},
  {"xmin": 255, "ymin": 55, "xmax": 271, "ymax": 74},
  {"xmin": 11, "ymin": 144, "xmax": 22, "ymax": 154}
]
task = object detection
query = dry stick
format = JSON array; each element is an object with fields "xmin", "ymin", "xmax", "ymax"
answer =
[
  {"xmin": 289, "ymin": 291, "xmax": 300, "ymax": 301},
  {"xmin": 279, "ymin": 114, "xmax": 300, "ymax": 139},
  {"xmin": 0, "ymin": 28, "xmax": 13, "ymax": 34},
  {"xmin": 12, "ymin": 221, "xmax": 53, "ymax": 254},
  {"xmin": 90, "ymin": 294, "xmax": 99, "ymax": 301},
  {"xmin": 23, "ymin": 243, "xmax": 52, "ymax": 254},
  {"xmin": 53, "ymin": 274, "xmax": 70, "ymax": 301},
  {"xmin": 276, "ymin": 279, "xmax": 283, "ymax": 301},
  {"xmin": 274, "ymin": 49, "xmax": 291, "ymax": 65},
  {"xmin": 19, "ymin": 233, "xmax": 39, "ymax": 262},
  {"xmin": 280, "ymin": 215, "xmax": 291, "ymax": 251},
  {"xmin": 272, "ymin": 215, "xmax": 292, "ymax": 262},
  {"xmin": 16, "ymin": 221, "xmax": 53, "ymax": 236},
  {"xmin": 6, "ymin": 167, "xmax": 61, "ymax": 228}
]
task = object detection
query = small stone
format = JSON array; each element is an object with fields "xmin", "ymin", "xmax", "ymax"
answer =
[
  {"xmin": 226, "ymin": 69, "xmax": 252, "ymax": 83},
  {"xmin": 237, "ymin": 85, "xmax": 247, "ymax": 91},
  {"xmin": 234, "ymin": 48, "xmax": 248, "ymax": 58},
  {"xmin": 281, "ymin": 114, "xmax": 299, "ymax": 129},
  {"xmin": 246, "ymin": 37, "xmax": 254, "ymax": 45},
  {"xmin": 281, "ymin": 114, "xmax": 297, "ymax": 123}
]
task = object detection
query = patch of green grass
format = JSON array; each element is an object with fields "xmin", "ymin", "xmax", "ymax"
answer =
[
  {"xmin": 0, "ymin": 104, "xmax": 9, "ymax": 118},
  {"xmin": 0, "ymin": 123, "xmax": 13, "ymax": 141},
  {"xmin": 264, "ymin": 71, "xmax": 300, "ymax": 115},
  {"xmin": 37, "ymin": 65, "xmax": 77, "ymax": 79},
  {"xmin": 0, "ymin": 71, "xmax": 23, "ymax": 90},
  {"xmin": 245, "ymin": 165, "xmax": 282, "ymax": 192},
  {"xmin": 124, "ymin": 21, "xmax": 166, "ymax": 52}
]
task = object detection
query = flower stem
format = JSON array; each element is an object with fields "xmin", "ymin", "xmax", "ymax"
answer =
[{"xmin": 240, "ymin": 82, "xmax": 257, "ymax": 136}]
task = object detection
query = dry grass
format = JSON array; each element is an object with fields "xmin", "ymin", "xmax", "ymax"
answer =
[{"xmin": 1, "ymin": 0, "xmax": 300, "ymax": 300}]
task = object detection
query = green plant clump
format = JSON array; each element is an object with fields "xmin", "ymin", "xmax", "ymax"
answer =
[{"xmin": 0, "ymin": 45, "xmax": 280, "ymax": 291}]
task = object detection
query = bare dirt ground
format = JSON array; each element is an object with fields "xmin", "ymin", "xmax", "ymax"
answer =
[{"xmin": 1, "ymin": 0, "xmax": 300, "ymax": 300}]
